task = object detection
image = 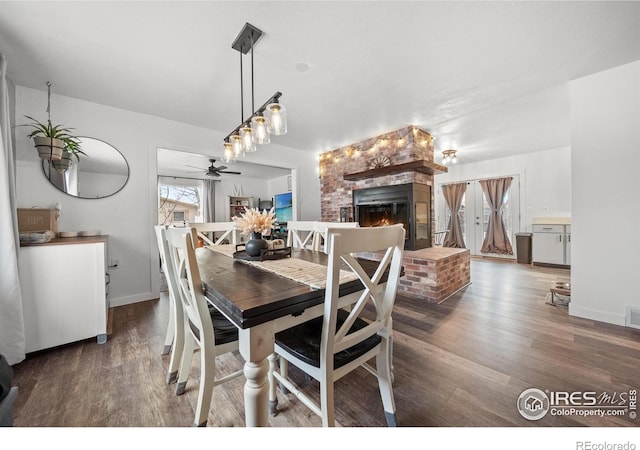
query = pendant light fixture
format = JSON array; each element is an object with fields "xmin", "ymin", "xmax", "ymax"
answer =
[{"xmin": 222, "ymin": 23, "xmax": 287, "ymax": 163}]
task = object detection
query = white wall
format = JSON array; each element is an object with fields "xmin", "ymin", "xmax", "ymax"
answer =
[
  {"xmin": 214, "ymin": 178, "xmax": 269, "ymax": 221},
  {"xmin": 14, "ymin": 85, "xmax": 320, "ymax": 307},
  {"xmin": 268, "ymin": 174, "xmax": 291, "ymax": 201},
  {"xmin": 569, "ymin": 59, "xmax": 640, "ymax": 326},
  {"xmin": 434, "ymin": 146, "xmax": 571, "ymax": 231}
]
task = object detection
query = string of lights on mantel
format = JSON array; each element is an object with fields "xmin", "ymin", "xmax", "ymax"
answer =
[{"xmin": 316, "ymin": 127, "xmax": 435, "ymax": 178}]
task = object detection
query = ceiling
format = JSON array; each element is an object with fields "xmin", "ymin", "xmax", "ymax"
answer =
[
  {"xmin": 156, "ymin": 148, "xmax": 290, "ymax": 180},
  {"xmin": 2, "ymin": 1, "xmax": 640, "ymax": 168}
]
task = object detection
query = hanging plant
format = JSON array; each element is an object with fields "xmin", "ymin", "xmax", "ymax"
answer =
[{"xmin": 18, "ymin": 82, "xmax": 85, "ymax": 162}]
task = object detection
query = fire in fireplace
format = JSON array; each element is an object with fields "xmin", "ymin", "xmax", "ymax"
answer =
[{"xmin": 353, "ymin": 183, "xmax": 431, "ymax": 250}]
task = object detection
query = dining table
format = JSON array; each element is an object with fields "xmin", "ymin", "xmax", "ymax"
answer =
[{"xmin": 196, "ymin": 244, "xmax": 381, "ymax": 427}]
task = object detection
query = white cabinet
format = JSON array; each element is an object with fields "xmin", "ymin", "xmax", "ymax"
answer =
[
  {"xmin": 19, "ymin": 237, "xmax": 109, "ymax": 353},
  {"xmin": 532, "ymin": 224, "xmax": 570, "ymax": 267}
]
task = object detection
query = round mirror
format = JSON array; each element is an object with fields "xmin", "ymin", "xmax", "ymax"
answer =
[{"xmin": 42, "ymin": 137, "xmax": 129, "ymax": 199}]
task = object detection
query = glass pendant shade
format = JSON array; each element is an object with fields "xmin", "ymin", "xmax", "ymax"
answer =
[
  {"xmin": 265, "ymin": 101, "xmax": 287, "ymax": 136},
  {"xmin": 240, "ymin": 125, "xmax": 256, "ymax": 152},
  {"xmin": 230, "ymin": 134, "xmax": 244, "ymax": 158},
  {"xmin": 222, "ymin": 141, "xmax": 235, "ymax": 163},
  {"xmin": 251, "ymin": 115, "xmax": 270, "ymax": 145}
]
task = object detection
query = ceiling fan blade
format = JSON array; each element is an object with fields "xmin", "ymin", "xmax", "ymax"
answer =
[
  {"xmin": 219, "ymin": 170, "xmax": 242, "ymax": 175},
  {"xmin": 215, "ymin": 165, "xmax": 228, "ymax": 171},
  {"xmin": 206, "ymin": 171, "xmax": 221, "ymax": 177},
  {"xmin": 186, "ymin": 165, "xmax": 205, "ymax": 170}
]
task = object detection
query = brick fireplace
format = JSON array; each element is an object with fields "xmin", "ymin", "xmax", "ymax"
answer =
[
  {"xmin": 319, "ymin": 125, "xmax": 444, "ymax": 246},
  {"xmin": 319, "ymin": 125, "xmax": 471, "ymax": 303}
]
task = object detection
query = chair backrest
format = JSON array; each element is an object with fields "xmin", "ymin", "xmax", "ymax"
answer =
[
  {"xmin": 164, "ymin": 227, "xmax": 215, "ymax": 347},
  {"xmin": 312, "ymin": 221, "xmax": 359, "ymax": 252},
  {"xmin": 286, "ymin": 221, "xmax": 317, "ymax": 249},
  {"xmin": 189, "ymin": 222, "xmax": 237, "ymax": 246},
  {"xmin": 321, "ymin": 224, "xmax": 405, "ymax": 369},
  {"xmin": 154, "ymin": 225, "xmax": 169, "ymax": 272},
  {"xmin": 434, "ymin": 219, "xmax": 448, "ymax": 246}
]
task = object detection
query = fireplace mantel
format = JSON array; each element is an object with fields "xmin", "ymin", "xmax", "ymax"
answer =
[{"xmin": 343, "ymin": 160, "xmax": 448, "ymax": 181}]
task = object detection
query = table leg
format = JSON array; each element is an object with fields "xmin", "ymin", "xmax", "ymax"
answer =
[
  {"xmin": 268, "ymin": 353, "xmax": 279, "ymax": 416},
  {"xmin": 238, "ymin": 323, "xmax": 275, "ymax": 427}
]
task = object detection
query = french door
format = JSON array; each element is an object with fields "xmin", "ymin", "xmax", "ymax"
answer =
[{"xmin": 443, "ymin": 176, "xmax": 519, "ymax": 257}]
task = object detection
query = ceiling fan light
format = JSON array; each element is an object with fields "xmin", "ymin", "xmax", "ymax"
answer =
[
  {"xmin": 265, "ymin": 100, "xmax": 287, "ymax": 136},
  {"xmin": 451, "ymin": 154, "xmax": 457, "ymax": 164},
  {"xmin": 222, "ymin": 141, "xmax": 235, "ymax": 163},
  {"xmin": 240, "ymin": 125, "xmax": 255, "ymax": 152}
]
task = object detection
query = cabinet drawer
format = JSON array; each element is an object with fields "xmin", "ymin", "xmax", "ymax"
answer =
[{"xmin": 532, "ymin": 224, "xmax": 564, "ymax": 233}]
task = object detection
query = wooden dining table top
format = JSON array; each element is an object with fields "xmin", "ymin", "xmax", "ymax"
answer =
[{"xmin": 196, "ymin": 246, "xmax": 373, "ymax": 329}]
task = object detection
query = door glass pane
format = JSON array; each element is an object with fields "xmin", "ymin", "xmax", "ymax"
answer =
[
  {"xmin": 445, "ymin": 192, "xmax": 467, "ymax": 247},
  {"xmin": 481, "ymin": 188, "xmax": 512, "ymax": 248},
  {"xmin": 458, "ymin": 193, "xmax": 466, "ymax": 246}
]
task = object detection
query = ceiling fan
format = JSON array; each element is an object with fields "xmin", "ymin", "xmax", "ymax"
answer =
[{"xmin": 187, "ymin": 159, "xmax": 241, "ymax": 177}]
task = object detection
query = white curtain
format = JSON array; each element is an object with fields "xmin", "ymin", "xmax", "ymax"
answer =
[{"xmin": 0, "ymin": 54, "xmax": 26, "ymax": 365}]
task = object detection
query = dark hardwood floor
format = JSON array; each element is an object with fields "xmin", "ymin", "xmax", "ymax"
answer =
[{"xmin": 11, "ymin": 258, "xmax": 640, "ymax": 427}]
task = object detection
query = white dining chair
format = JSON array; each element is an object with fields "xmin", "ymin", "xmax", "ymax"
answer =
[
  {"xmin": 188, "ymin": 221, "xmax": 238, "ymax": 246},
  {"xmin": 286, "ymin": 221, "xmax": 317, "ymax": 249},
  {"xmin": 154, "ymin": 225, "xmax": 184, "ymax": 384},
  {"xmin": 269, "ymin": 224, "xmax": 405, "ymax": 426},
  {"xmin": 312, "ymin": 221, "xmax": 359, "ymax": 252},
  {"xmin": 163, "ymin": 227, "xmax": 243, "ymax": 427}
]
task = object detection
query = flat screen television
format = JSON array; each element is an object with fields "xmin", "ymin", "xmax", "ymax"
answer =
[{"xmin": 274, "ymin": 192, "xmax": 293, "ymax": 224}]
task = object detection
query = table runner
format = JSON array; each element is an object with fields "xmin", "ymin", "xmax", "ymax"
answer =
[{"xmin": 206, "ymin": 244, "xmax": 359, "ymax": 290}]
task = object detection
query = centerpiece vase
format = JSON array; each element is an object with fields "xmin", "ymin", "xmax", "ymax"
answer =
[{"xmin": 245, "ymin": 231, "xmax": 268, "ymax": 257}]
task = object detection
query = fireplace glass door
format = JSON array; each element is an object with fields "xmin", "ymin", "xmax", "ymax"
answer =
[
  {"xmin": 415, "ymin": 202, "xmax": 429, "ymax": 241},
  {"xmin": 353, "ymin": 183, "xmax": 430, "ymax": 250},
  {"xmin": 357, "ymin": 203, "xmax": 410, "ymax": 237}
]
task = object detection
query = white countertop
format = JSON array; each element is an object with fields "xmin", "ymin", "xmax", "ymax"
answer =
[{"xmin": 532, "ymin": 217, "xmax": 571, "ymax": 225}]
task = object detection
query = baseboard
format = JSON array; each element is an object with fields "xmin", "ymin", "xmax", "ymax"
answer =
[
  {"xmin": 533, "ymin": 262, "xmax": 570, "ymax": 269},
  {"xmin": 109, "ymin": 292, "xmax": 157, "ymax": 308},
  {"xmin": 569, "ymin": 304, "xmax": 626, "ymax": 327}
]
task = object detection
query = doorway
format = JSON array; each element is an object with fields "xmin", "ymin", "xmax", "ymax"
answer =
[{"xmin": 443, "ymin": 176, "xmax": 520, "ymax": 258}]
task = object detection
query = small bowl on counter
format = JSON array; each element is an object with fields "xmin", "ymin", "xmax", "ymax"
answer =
[{"xmin": 58, "ymin": 231, "xmax": 79, "ymax": 238}]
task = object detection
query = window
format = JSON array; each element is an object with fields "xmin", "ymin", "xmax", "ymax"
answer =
[{"xmin": 158, "ymin": 176, "xmax": 203, "ymax": 225}]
